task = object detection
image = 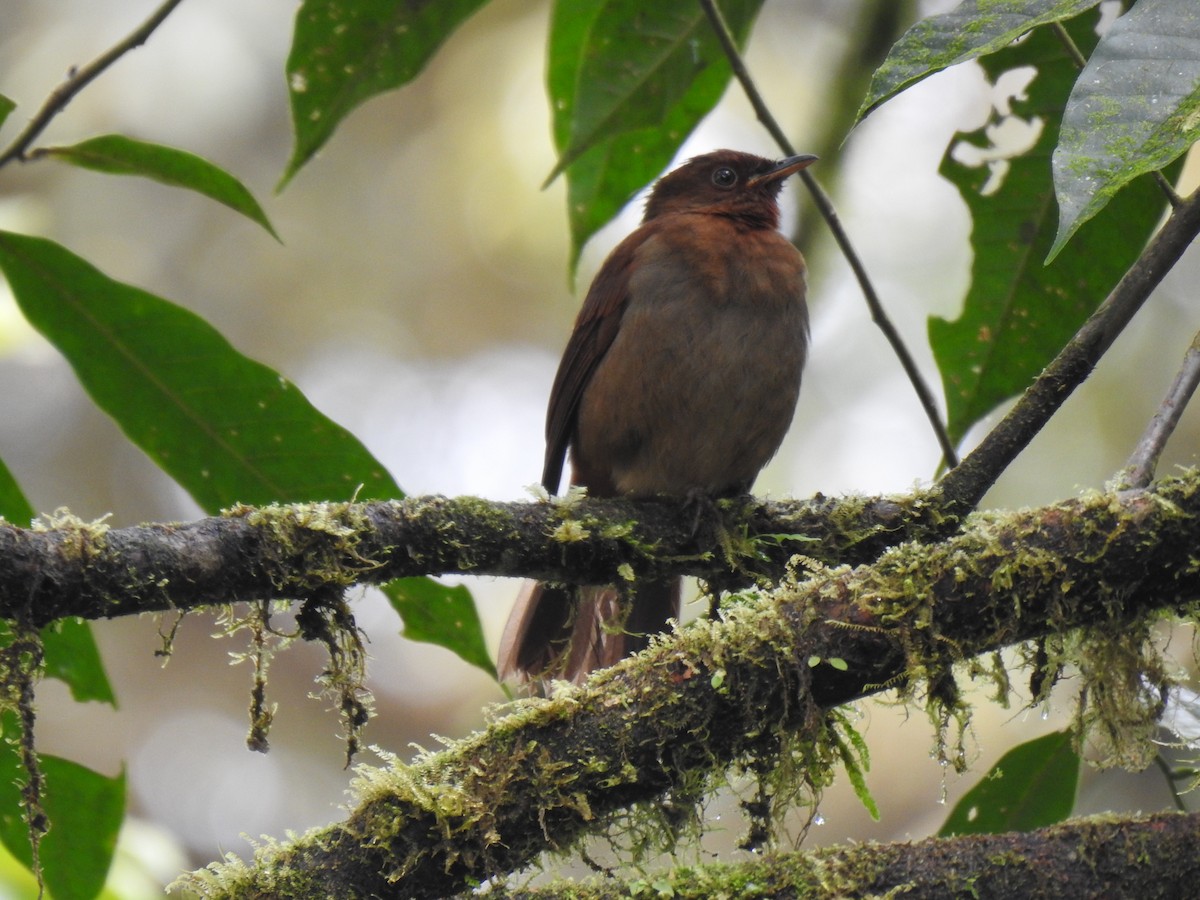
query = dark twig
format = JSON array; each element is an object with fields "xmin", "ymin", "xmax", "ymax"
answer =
[
  {"xmin": 1122, "ymin": 330, "xmax": 1200, "ymax": 489},
  {"xmin": 0, "ymin": 0, "xmax": 188, "ymax": 167},
  {"xmin": 940, "ymin": 187, "xmax": 1200, "ymax": 512},
  {"xmin": 698, "ymin": 0, "xmax": 959, "ymax": 469}
]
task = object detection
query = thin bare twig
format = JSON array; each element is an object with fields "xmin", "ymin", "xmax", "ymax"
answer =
[
  {"xmin": 698, "ymin": 0, "xmax": 959, "ymax": 470},
  {"xmin": 1122, "ymin": 330, "xmax": 1200, "ymax": 489},
  {"xmin": 0, "ymin": 0, "xmax": 188, "ymax": 167}
]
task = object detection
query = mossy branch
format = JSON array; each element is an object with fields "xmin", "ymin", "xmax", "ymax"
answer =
[
  {"xmin": 491, "ymin": 811, "xmax": 1200, "ymax": 899},
  {"xmin": 0, "ymin": 491, "xmax": 940, "ymax": 626},
  {"xmin": 182, "ymin": 473, "xmax": 1200, "ymax": 898}
]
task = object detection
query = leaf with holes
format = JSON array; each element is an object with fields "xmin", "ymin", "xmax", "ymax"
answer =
[{"xmin": 930, "ymin": 16, "xmax": 1176, "ymax": 444}]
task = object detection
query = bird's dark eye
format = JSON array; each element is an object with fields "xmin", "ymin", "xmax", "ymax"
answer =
[{"xmin": 711, "ymin": 166, "xmax": 737, "ymax": 188}]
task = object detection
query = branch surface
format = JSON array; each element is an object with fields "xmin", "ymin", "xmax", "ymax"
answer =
[{"xmin": 0, "ymin": 492, "xmax": 936, "ymax": 625}]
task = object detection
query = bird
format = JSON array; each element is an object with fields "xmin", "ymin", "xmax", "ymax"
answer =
[{"xmin": 498, "ymin": 149, "xmax": 816, "ymax": 684}]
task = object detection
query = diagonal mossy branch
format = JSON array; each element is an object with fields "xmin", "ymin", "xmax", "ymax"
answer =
[{"xmin": 181, "ymin": 473, "xmax": 1200, "ymax": 898}]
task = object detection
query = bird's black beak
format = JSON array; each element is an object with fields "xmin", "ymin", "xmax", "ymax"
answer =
[{"xmin": 746, "ymin": 153, "xmax": 818, "ymax": 188}]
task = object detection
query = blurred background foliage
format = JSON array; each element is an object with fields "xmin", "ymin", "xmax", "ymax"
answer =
[{"xmin": 0, "ymin": 0, "xmax": 1197, "ymax": 895}]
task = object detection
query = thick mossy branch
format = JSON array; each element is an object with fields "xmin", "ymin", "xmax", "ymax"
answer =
[
  {"xmin": 0, "ymin": 492, "xmax": 937, "ymax": 626},
  {"xmin": 184, "ymin": 474, "xmax": 1200, "ymax": 898},
  {"xmin": 490, "ymin": 811, "xmax": 1200, "ymax": 899}
]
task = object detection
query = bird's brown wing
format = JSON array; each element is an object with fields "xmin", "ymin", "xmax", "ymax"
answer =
[{"xmin": 542, "ymin": 228, "xmax": 647, "ymax": 493}]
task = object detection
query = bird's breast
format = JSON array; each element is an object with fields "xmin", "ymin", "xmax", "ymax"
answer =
[{"xmin": 572, "ymin": 216, "xmax": 809, "ymax": 497}]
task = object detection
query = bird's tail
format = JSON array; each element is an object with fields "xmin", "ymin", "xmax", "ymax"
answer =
[{"xmin": 497, "ymin": 577, "xmax": 681, "ymax": 684}]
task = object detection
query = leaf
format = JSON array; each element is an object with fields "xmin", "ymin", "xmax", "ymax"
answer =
[
  {"xmin": 0, "ymin": 232, "xmax": 494, "ymax": 676},
  {"xmin": 833, "ymin": 721, "xmax": 879, "ymax": 821},
  {"xmin": 40, "ymin": 620, "xmax": 116, "ymax": 706},
  {"xmin": 386, "ymin": 578, "xmax": 496, "ymax": 677},
  {"xmin": 0, "ymin": 456, "xmax": 33, "ymax": 526},
  {"xmin": 0, "ymin": 94, "xmax": 14, "ymax": 132},
  {"xmin": 40, "ymin": 135, "xmax": 279, "ymax": 240},
  {"xmin": 940, "ymin": 729, "xmax": 1080, "ymax": 835},
  {"xmin": 546, "ymin": 0, "xmax": 764, "ymax": 270},
  {"xmin": 0, "ymin": 459, "xmax": 115, "ymax": 706},
  {"xmin": 929, "ymin": 16, "xmax": 1177, "ymax": 444},
  {"xmin": 1050, "ymin": 0, "xmax": 1200, "ymax": 258},
  {"xmin": 855, "ymin": 0, "xmax": 1103, "ymax": 125},
  {"xmin": 0, "ymin": 728, "xmax": 125, "ymax": 900},
  {"xmin": 283, "ymin": 0, "xmax": 489, "ymax": 186},
  {"xmin": 0, "ymin": 232, "xmax": 390, "ymax": 510}
]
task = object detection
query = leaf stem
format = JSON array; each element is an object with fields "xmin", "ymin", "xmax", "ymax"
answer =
[
  {"xmin": 939, "ymin": 187, "xmax": 1200, "ymax": 511},
  {"xmin": 0, "ymin": 0, "xmax": 188, "ymax": 167},
  {"xmin": 698, "ymin": 0, "xmax": 959, "ymax": 470},
  {"xmin": 1121, "ymin": 329, "xmax": 1200, "ymax": 489}
]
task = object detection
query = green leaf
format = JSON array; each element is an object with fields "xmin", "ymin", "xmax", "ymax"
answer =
[
  {"xmin": 385, "ymin": 578, "xmax": 496, "ymax": 677},
  {"xmin": 40, "ymin": 135, "xmax": 279, "ymax": 240},
  {"xmin": 833, "ymin": 722, "xmax": 879, "ymax": 821},
  {"xmin": 940, "ymin": 729, "xmax": 1079, "ymax": 835},
  {"xmin": 0, "ymin": 94, "xmax": 15, "ymax": 132},
  {"xmin": 1050, "ymin": 0, "xmax": 1200, "ymax": 258},
  {"xmin": 547, "ymin": 0, "xmax": 764, "ymax": 270},
  {"xmin": 0, "ymin": 730, "xmax": 125, "ymax": 900},
  {"xmin": 929, "ymin": 16, "xmax": 1176, "ymax": 444},
  {"xmin": 0, "ymin": 231, "xmax": 394, "ymax": 510},
  {"xmin": 855, "ymin": 0, "xmax": 1103, "ymax": 124},
  {"xmin": 0, "ymin": 232, "xmax": 494, "ymax": 676},
  {"xmin": 0, "ymin": 459, "xmax": 115, "ymax": 706},
  {"xmin": 0, "ymin": 456, "xmax": 33, "ymax": 525},
  {"xmin": 283, "ymin": 0, "xmax": 489, "ymax": 186},
  {"xmin": 40, "ymin": 620, "xmax": 116, "ymax": 707}
]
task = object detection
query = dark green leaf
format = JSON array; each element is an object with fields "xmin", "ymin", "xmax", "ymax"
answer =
[
  {"xmin": 40, "ymin": 620, "xmax": 116, "ymax": 707},
  {"xmin": 0, "ymin": 232, "xmax": 494, "ymax": 675},
  {"xmin": 547, "ymin": 0, "xmax": 764, "ymax": 270},
  {"xmin": 0, "ymin": 94, "xmax": 15, "ymax": 132},
  {"xmin": 855, "ymin": 0, "xmax": 1102, "ymax": 124},
  {"xmin": 0, "ymin": 728, "xmax": 125, "ymax": 900},
  {"xmin": 940, "ymin": 729, "xmax": 1079, "ymax": 835},
  {"xmin": 929, "ymin": 16, "xmax": 1176, "ymax": 444},
  {"xmin": 41, "ymin": 135, "xmax": 278, "ymax": 240},
  {"xmin": 0, "ymin": 456, "xmax": 33, "ymax": 525},
  {"xmin": 0, "ymin": 231, "xmax": 394, "ymax": 510},
  {"xmin": 283, "ymin": 0, "xmax": 489, "ymax": 186},
  {"xmin": 386, "ymin": 578, "xmax": 496, "ymax": 677},
  {"xmin": 1050, "ymin": 0, "xmax": 1200, "ymax": 258},
  {"xmin": 0, "ymin": 460, "xmax": 115, "ymax": 706}
]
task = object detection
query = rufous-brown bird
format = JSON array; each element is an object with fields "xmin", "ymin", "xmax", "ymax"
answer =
[{"xmin": 498, "ymin": 149, "xmax": 816, "ymax": 683}]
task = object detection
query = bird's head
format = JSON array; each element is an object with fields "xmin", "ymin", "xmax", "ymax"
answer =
[{"xmin": 642, "ymin": 150, "xmax": 817, "ymax": 227}]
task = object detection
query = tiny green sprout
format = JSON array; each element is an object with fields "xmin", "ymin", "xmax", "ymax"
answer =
[
  {"xmin": 759, "ymin": 532, "xmax": 820, "ymax": 546},
  {"xmin": 618, "ymin": 563, "xmax": 635, "ymax": 582},
  {"xmin": 551, "ymin": 520, "xmax": 590, "ymax": 542},
  {"xmin": 808, "ymin": 655, "xmax": 848, "ymax": 670},
  {"xmin": 524, "ymin": 483, "xmax": 550, "ymax": 502},
  {"xmin": 711, "ymin": 668, "xmax": 726, "ymax": 689}
]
